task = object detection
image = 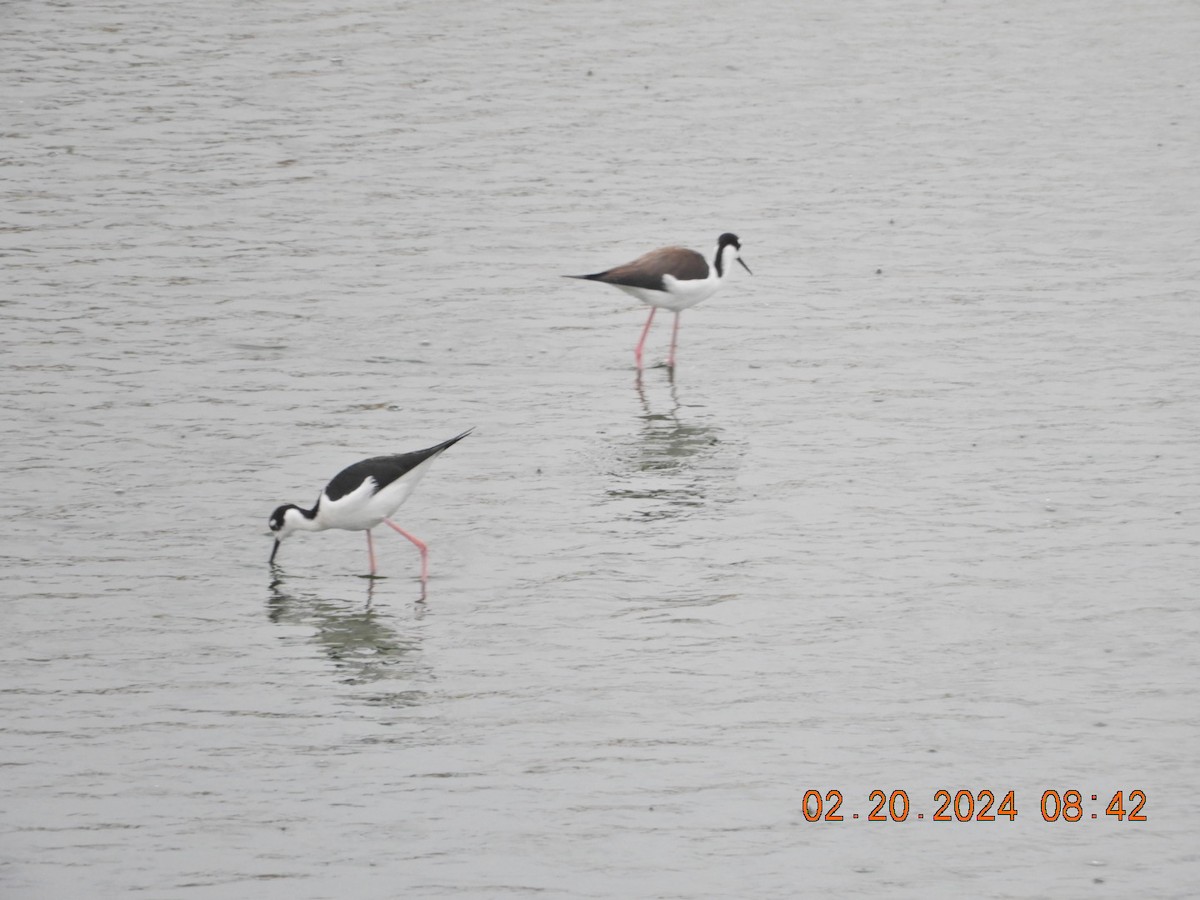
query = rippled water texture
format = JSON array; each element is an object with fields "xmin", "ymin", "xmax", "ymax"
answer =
[{"xmin": 3, "ymin": 0, "xmax": 1199, "ymax": 896}]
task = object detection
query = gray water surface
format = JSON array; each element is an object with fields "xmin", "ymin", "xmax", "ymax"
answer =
[{"xmin": 3, "ymin": 0, "xmax": 1198, "ymax": 897}]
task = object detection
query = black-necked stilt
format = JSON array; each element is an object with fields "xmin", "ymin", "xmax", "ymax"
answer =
[
  {"xmin": 268, "ymin": 429, "xmax": 471, "ymax": 579},
  {"xmin": 566, "ymin": 233, "xmax": 751, "ymax": 369}
]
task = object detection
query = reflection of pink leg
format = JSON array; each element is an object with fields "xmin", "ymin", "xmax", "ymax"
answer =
[
  {"xmin": 383, "ymin": 519, "xmax": 428, "ymax": 581},
  {"xmin": 668, "ymin": 312, "xmax": 681, "ymax": 368},
  {"xmin": 634, "ymin": 307, "xmax": 656, "ymax": 369},
  {"xmin": 366, "ymin": 530, "xmax": 378, "ymax": 576}
]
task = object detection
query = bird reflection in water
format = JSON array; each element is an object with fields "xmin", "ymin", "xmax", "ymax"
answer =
[
  {"xmin": 605, "ymin": 373, "xmax": 732, "ymax": 520},
  {"xmin": 267, "ymin": 574, "xmax": 432, "ymax": 703}
]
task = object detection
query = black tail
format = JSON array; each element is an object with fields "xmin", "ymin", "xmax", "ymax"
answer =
[
  {"xmin": 429, "ymin": 428, "xmax": 473, "ymax": 454},
  {"xmin": 563, "ymin": 273, "xmax": 606, "ymax": 281}
]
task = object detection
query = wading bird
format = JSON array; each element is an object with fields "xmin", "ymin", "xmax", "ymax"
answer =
[
  {"xmin": 268, "ymin": 429, "xmax": 471, "ymax": 579},
  {"xmin": 566, "ymin": 233, "xmax": 751, "ymax": 369}
]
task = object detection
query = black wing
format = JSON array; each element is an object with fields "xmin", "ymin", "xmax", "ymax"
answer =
[
  {"xmin": 324, "ymin": 429, "xmax": 472, "ymax": 502},
  {"xmin": 565, "ymin": 246, "xmax": 709, "ymax": 291}
]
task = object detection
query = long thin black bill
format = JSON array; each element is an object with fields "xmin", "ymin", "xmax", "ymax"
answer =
[
  {"xmin": 269, "ymin": 539, "xmax": 281, "ymax": 565},
  {"xmin": 738, "ymin": 257, "xmax": 753, "ymax": 275}
]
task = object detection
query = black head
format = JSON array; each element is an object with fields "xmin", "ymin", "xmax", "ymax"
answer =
[
  {"xmin": 268, "ymin": 504, "xmax": 302, "ymax": 566},
  {"xmin": 268, "ymin": 504, "xmax": 296, "ymax": 533},
  {"xmin": 715, "ymin": 233, "xmax": 752, "ymax": 276}
]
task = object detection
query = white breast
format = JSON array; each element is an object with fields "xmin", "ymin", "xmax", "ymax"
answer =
[
  {"xmin": 317, "ymin": 456, "xmax": 440, "ymax": 531},
  {"xmin": 619, "ymin": 275, "xmax": 721, "ymax": 312}
]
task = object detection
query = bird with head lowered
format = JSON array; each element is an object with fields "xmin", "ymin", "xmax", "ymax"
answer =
[{"xmin": 268, "ymin": 429, "xmax": 471, "ymax": 580}]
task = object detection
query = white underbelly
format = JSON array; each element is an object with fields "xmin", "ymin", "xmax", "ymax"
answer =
[
  {"xmin": 618, "ymin": 279, "xmax": 719, "ymax": 312},
  {"xmin": 319, "ymin": 479, "xmax": 418, "ymax": 531}
]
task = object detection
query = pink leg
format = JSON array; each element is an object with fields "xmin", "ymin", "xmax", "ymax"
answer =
[
  {"xmin": 634, "ymin": 307, "xmax": 656, "ymax": 370},
  {"xmin": 383, "ymin": 519, "xmax": 429, "ymax": 581},
  {"xmin": 668, "ymin": 311, "xmax": 681, "ymax": 368},
  {"xmin": 366, "ymin": 530, "xmax": 378, "ymax": 576}
]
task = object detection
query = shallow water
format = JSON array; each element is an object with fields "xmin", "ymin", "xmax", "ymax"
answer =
[{"xmin": 3, "ymin": 0, "xmax": 1198, "ymax": 897}]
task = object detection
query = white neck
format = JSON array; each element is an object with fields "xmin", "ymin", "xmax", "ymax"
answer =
[{"xmin": 287, "ymin": 506, "xmax": 327, "ymax": 533}]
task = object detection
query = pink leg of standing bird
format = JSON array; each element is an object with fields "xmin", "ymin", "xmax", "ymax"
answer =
[
  {"xmin": 634, "ymin": 307, "xmax": 656, "ymax": 370},
  {"xmin": 366, "ymin": 529, "xmax": 378, "ymax": 576},
  {"xmin": 667, "ymin": 311, "xmax": 682, "ymax": 368},
  {"xmin": 383, "ymin": 519, "xmax": 429, "ymax": 581}
]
